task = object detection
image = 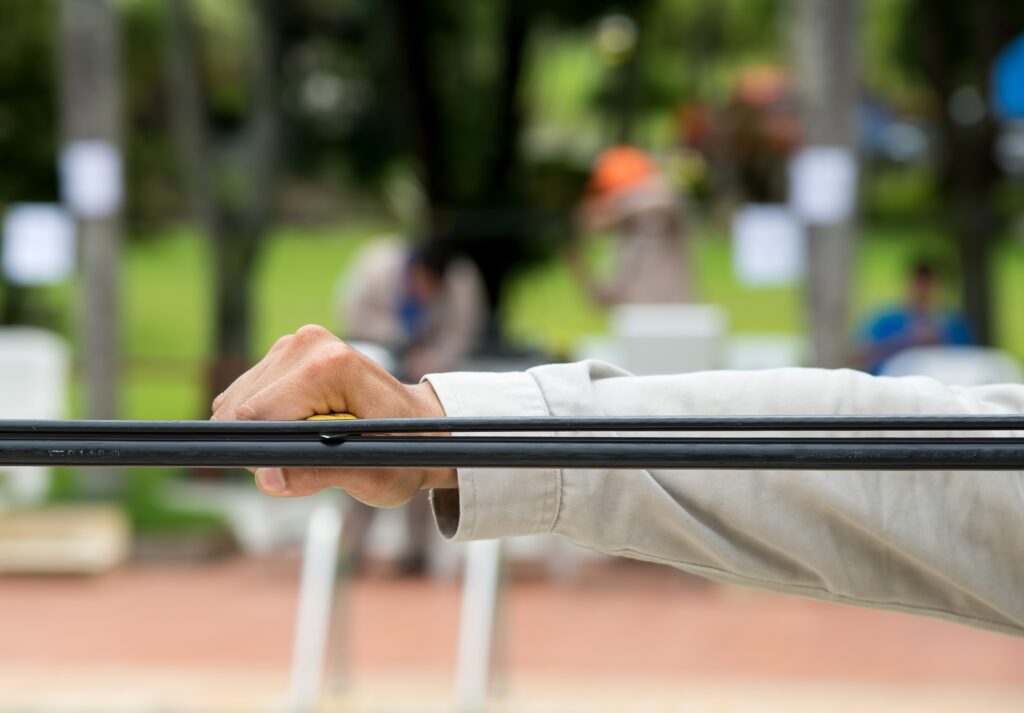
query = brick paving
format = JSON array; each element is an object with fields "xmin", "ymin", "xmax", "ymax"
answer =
[{"xmin": 0, "ymin": 555, "xmax": 1021, "ymax": 710}]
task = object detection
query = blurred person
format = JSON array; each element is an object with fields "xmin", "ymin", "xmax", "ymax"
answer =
[
  {"xmin": 339, "ymin": 239, "xmax": 486, "ymax": 381},
  {"xmin": 335, "ymin": 239, "xmax": 486, "ymax": 575},
  {"xmin": 213, "ymin": 325, "xmax": 1024, "ymax": 637},
  {"xmin": 860, "ymin": 260, "xmax": 974, "ymax": 374},
  {"xmin": 568, "ymin": 146, "xmax": 693, "ymax": 307}
]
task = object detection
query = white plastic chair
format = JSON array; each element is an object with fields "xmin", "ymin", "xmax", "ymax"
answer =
[
  {"xmin": 609, "ymin": 303, "xmax": 728, "ymax": 376},
  {"xmin": 725, "ymin": 332, "xmax": 809, "ymax": 370},
  {"xmin": 0, "ymin": 328, "xmax": 71, "ymax": 508},
  {"xmin": 879, "ymin": 346, "xmax": 1023, "ymax": 386}
]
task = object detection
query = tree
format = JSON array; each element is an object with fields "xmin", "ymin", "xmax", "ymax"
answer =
[
  {"xmin": 0, "ymin": 2, "xmax": 59, "ymax": 326},
  {"xmin": 899, "ymin": 0, "xmax": 1024, "ymax": 345},
  {"xmin": 378, "ymin": 0, "xmax": 629, "ymax": 342},
  {"xmin": 164, "ymin": 0, "xmax": 280, "ymax": 399}
]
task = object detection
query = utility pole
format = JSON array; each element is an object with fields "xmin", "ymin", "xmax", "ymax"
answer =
[
  {"xmin": 791, "ymin": 0, "xmax": 860, "ymax": 368},
  {"xmin": 57, "ymin": 0, "xmax": 122, "ymax": 492}
]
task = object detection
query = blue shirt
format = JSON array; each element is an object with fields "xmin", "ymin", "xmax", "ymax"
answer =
[{"xmin": 862, "ymin": 308, "xmax": 974, "ymax": 374}]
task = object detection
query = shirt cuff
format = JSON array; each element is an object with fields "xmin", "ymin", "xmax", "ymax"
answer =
[{"xmin": 423, "ymin": 371, "xmax": 561, "ymax": 541}]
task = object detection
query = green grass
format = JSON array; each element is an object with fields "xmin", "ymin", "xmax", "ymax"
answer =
[
  {"xmin": 253, "ymin": 224, "xmax": 379, "ymax": 352},
  {"xmin": 114, "ymin": 224, "xmax": 381, "ymax": 420},
  {"xmin": 58, "ymin": 220, "xmax": 1022, "ymax": 422}
]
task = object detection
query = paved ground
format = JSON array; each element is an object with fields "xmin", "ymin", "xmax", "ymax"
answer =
[{"xmin": 0, "ymin": 555, "xmax": 1021, "ymax": 711}]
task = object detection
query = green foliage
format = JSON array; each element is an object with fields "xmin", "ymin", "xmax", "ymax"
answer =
[
  {"xmin": 89, "ymin": 222, "xmax": 1024, "ymax": 424},
  {"xmin": 121, "ymin": 470, "xmax": 227, "ymax": 534},
  {"xmin": 860, "ymin": 165, "xmax": 935, "ymax": 225},
  {"xmin": 0, "ymin": 1, "xmax": 58, "ymax": 204}
]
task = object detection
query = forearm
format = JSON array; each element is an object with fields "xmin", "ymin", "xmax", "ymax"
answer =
[{"xmin": 426, "ymin": 362, "xmax": 1024, "ymax": 636}]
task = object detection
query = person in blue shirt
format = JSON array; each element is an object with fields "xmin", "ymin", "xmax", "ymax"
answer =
[{"xmin": 860, "ymin": 260, "xmax": 974, "ymax": 374}]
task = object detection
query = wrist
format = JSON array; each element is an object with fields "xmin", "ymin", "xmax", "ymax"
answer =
[
  {"xmin": 410, "ymin": 380, "xmax": 446, "ymax": 419},
  {"xmin": 409, "ymin": 381, "xmax": 458, "ymax": 489}
]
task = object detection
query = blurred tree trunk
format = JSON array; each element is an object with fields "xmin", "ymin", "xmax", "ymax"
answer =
[
  {"xmin": 58, "ymin": 0, "xmax": 122, "ymax": 493},
  {"xmin": 165, "ymin": 0, "xmax": 280, "ymax": 405},
  {"xmin": 384, "ymin": 0, "xmax": 452, "ymax": 228},
  {"xmin": 910, "ymin": 0, "xmax": 1011, "ymax": 346},
  {"xmin": 385, "ymin": 0, "xmax": 534, "ymax": 337},
  {"xmin": 483, "ymin": 0, "xmax": 529, "ymax": 204},
  {"xmin": 791, "ymin": 0, "xmax": 860, "ymax": 368}
]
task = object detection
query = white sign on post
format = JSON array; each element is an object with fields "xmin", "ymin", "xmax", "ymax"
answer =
[
  {"xmin": 788, "ymin": 146, "xmax": 858, "ymax": 225},
  {"xmin": 2, "ymin": 204, "xmax": 76, "ymax": 286},
  {"xmin": 59, "ymin": 140, "xmax": 124, "ymax": 218},
  {"xmin": 732, "ymin": 204, "xmax": 805, "ymax": 287}
]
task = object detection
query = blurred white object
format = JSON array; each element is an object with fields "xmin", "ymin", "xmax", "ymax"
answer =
[
  {"xmin": 788, "ymin": 146, "xmax": 858, "ymax": 225},
  {"xmin": 731, "ymin": 205, "xmax": 805, "ymax": 287},
  {"xmin": 170, "ymin": 480, "xmax": 325, "ymax": 555},
  {"xmin": 0, "ymin": 505, "xmax": 129, "ymax": 574},
  {"xmin": 570, "ymin": 334, "xmax": 625, "ymax": 368},
  {"xmin": 610, "ymin": 303, "xmax": 728, "ymax": 375},
  {"xmin": 725, "ymin": 332, "xmax": 808, "ymax": 370},
  {"xmin": 346, "ymin": 340, "xmax": 395, "ymax": 374},
  {"xmin": 289, "ymin": 499, "xmax": 343, "ymax": 713},
  {"xmin": 2, "ymin": 204, "xmax": 76, "ymax": 286},
  {"xmin": 455, "ymin": 538, "xmax": 502, "ymax": 713},
  {"xmin": 879, "ymin": 346, "xmax": 1023, "ymax": 386},
  {"xmin": 0, "ymin": 328, "xmax": 71, "ymax": 507},
  {"xmin": 59, "ymin": 140, "xmax": 124, "ymax": 218}
]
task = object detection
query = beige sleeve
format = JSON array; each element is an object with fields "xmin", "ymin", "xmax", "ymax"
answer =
[{"xmin": 425, "ymin": 362, "xmax": 1024, "ymax": 637}]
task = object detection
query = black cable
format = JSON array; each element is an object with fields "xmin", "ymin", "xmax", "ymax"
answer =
[
  {"xmin": 0, "ymin": 414, "xmax": 1023, "ymax": 438},
  {"xmin": 2, "ymin": 435, "xmax": 1023, "ymax": 469}
]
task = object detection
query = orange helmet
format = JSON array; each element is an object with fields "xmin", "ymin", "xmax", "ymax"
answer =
[{"xmin": 586, "ymin": 146, "xmax": 657, "ymax": 197}]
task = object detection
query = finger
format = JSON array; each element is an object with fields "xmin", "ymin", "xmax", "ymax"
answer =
[
  {"xmin": 234, "ymin": 343, "xmax": 363, "ymax": 421},
  {"xmin": 212, "ymin": 333, "xmax": 306, "ymax": 419},
  {"xmin": 213, "ymin": 327, "xmax": 333, "ymax": 419},
  {"xmin": 255, "ymin": 466, "xmax": 423, "ymax": 506},
  {"xmin": 254, "ymin": 467, "xmax": 332, "ymax": 497},
  {"xmin": 234, "ymin": 372, "xmax": 338, "ymax": 422}
]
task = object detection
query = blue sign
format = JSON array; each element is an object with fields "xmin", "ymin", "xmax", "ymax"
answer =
[{"xmin": 994, "ymin": 32, "xmax": 1024, "ymax": 119}]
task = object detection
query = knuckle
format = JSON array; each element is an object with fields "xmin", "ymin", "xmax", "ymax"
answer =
[
  {"xmin": 293, "ymin": 324, "xmax": 332, "ymax": 346},
  {"xmin": 321, "ymin": 341, "xmax": 355, "ymax": 369},
  {"xmin": 299, "ymin": 343, "xmax": 355, "ymax": 385},
  {"xmin": 234, "ymin": 402, "xmax": 261, "ymax": 422},
  {"xmin": 270, "ymin": 334, "xmax": 293, "ymax": 353}
]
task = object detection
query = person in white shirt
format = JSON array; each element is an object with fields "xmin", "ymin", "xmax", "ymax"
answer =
[
  {"xmin": 212, "ymin": 325, "xmax": 1024, "ymax": 637},
  {"xmin": 568, "ymin": 147, "xmax": 693, "ymax": 307},
  {"xmin": 338, "ymin": 239, "xmax": 486, "ymax": 381}
]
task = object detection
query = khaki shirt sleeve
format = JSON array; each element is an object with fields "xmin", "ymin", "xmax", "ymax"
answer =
[{"xmin": 425, "ymin": 361, "xmax": 1024, "ymax": 637}]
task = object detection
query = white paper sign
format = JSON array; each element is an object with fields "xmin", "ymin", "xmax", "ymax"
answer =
[
  {"xmin": 2, "ymin": 204, "xmax": 76, "ymax": 286},
  {"xmin": 788, "ymin": 146, "xmax": 857, "ymax": 225},
  {"xmin": 59, "ymin": 140, "xmax": 124, "ymax": 218},
  {"xmin": 732, "ymin": 204, "xmax": 805, "ymax": 287}
]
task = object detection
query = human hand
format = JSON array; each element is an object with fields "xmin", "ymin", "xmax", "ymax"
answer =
[{"xmin": 211, "ymin": 325, "xmax": 456, "ymax": 504}]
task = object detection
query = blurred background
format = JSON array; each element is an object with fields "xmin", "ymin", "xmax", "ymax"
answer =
[{"xmin": 1, "ymin": 0, "xmax": 1024, "ymax": 710}]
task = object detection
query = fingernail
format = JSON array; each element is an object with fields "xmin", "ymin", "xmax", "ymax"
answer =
[{"xmin": 257, "ymin": 468, "xmax": 287, "ymax": 493}]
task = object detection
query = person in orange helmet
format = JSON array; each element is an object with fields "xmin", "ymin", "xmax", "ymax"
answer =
[{"xmin": 568, "ymin": 146, "xmax": 693, "ymax": 306}]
